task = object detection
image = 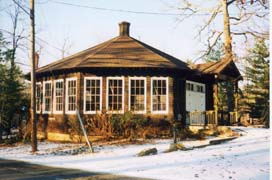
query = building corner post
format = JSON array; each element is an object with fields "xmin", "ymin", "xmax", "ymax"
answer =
[
  {"xmin": 213, "ymin": 75, "xmax": 219, "ymax": 126},
  {"xmin": 234, "ymin": 80, "xmax": 239, "ymax": 124}
]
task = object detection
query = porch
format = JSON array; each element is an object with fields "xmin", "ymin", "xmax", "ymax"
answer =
[{"xmin": 186, "ymin": 111, "xmax": 238, "ymax": 126}]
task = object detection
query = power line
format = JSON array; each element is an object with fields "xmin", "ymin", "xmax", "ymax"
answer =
[
  {"xmin": 12, "ymin": 0, "xmax": 30, "ymax": 16},
  {"xmin": 47, "ymin": 0, "xmax": 268, "ymax": 17},
  {"xmin": 36, "ymin": 37, "xmax": 62, "ymax": 51},
  {"xmin": 49, "ymin": 0, "xmax": 211, "ymax": 16}
]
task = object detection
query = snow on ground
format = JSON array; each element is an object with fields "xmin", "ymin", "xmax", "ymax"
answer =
[{"xmin": 0, "ymin": 127, "xmax": 270, "ymax": 180}]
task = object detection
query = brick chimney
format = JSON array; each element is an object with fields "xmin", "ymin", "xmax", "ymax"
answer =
[{"xmin": 119, "ymin": 21, "xmax": 130, "ymax": 36}]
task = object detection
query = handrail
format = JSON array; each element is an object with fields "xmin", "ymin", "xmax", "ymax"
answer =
[{"xmin": 188, "ymin": 110, "xmax": 216, "ymax": 126}]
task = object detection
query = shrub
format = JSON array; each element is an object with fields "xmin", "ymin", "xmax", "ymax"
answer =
[
  {"xmin": 179, "ymin": 128, "xmax": 206, "ymax": 140},
  {"xmin": 67, "ymin": 118, "xmax": 83, "ymax": 143}
]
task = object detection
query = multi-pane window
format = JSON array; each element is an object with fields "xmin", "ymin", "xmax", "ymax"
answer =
[
  {"xmin": 186, "ymin": 83, "xmax": 194, "ymax": 91},
  {"xmin": 186, "ymin": 81, "xmax": 205, "ymax": 93},
  {"xmin": 66, "ymin": 78, "xmax": 77, "ymax": 113},
  {"xmin": 43, "ymin": 81, "xmax": 52, "ymax": 113},
  {"xmin": 36, "ymin": 83, "xmax": 41, "ymax": 112},
  {"xmin": 151, "ymin": 77, "xmax": 168, "ymax": 113},
  {"xmin": 129, "ymin": 77, "xmax": 146, "ymax": 113},
  {"xmin": 54, "ymin": 79, "xmax": 63, "ymax": 113},
  {"xmin": 84, "ymin": 77, "xmax": 102, "ymax": 114},
  {"xmin": 196, "ymin": 85, "xmax": 205, "ymax": 93},
  {"xmin": 107, "ymin": 77, "xmax": 124, "ymax": 113}
]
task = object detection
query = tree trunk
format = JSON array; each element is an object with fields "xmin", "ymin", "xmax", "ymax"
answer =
[{"xmin": 222, "ymin": 0, "xmax": 233, "ymax": 59}]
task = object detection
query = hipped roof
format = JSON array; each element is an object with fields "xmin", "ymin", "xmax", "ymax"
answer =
[{"xmin": 37, "ymin": 35, "xmax": 190, "ymax": 74}]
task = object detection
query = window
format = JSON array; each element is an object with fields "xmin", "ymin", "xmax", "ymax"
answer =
[
  {"xmin": 151, "ymin": 77, "xmax": 168, "ymax": 114},
  {"xmin": 66, "ymin": 78, "xmax": 77, "ymax": 114},
  {"xmin": 107, "ymin": 77, "xmax": 124, "ymax": 113},
  {"xmin": 43, "ymin": 81, "xmax": 52, "ymax": 113},
  {"xmin": 84, "ymin": 77, "xmax": 102, "ymax": 114},
  {"xmin": 36, "ymin": 83, "xmax": 41, "ymax": 113},
  {"xmin": 129, "ymin": 77, "xmax": 146, "ymax": 113},
  {"xmin": 53, "ymin": 79, "xmax": 64, "ymax": 114},
  {"xmin": 196, "ymin": 85, "xmax": 205, "ymax": 93},
  {"xmin": 186, "ymin": 81, "xmax": 205, "ymax": 93},
  {"xmin": 186, "ymin": 83, "xmax": 194, "ymax": 91}
]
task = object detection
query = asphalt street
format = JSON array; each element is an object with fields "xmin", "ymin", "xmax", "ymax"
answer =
[{"xmin": 0, "ymin": 158, "xmax": 152, "ymax": 180}]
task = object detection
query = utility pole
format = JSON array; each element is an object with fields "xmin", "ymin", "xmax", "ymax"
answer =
[{"xmin": 30, "ymin": 0, "xmax": 37, "ymax": 152}]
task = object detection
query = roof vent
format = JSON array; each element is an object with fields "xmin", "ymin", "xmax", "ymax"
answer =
[{"xmin": 119, "ymin": 21, "xmax": 130, "ymax": 36}]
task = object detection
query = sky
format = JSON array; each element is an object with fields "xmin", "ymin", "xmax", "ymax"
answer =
[{"xmin": 0, "ymin": 0, "xmax": 269, "ymax": 72}]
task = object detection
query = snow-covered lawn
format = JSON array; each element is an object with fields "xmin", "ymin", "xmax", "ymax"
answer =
[{"xmin": 0, "ymin": 127, "xmax": 270, "ymax": 180}]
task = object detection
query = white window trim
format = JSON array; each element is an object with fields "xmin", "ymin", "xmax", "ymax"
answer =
[
  {"xmin": 53, "ymin": 79, "xmax": 64, "ymax": 114},
  {"xmin": 106, "ymin": 76, "xmax": 125, "ymax": 114},
  {"xmin": 65, "ymin": 77, "xmax": 77, "ymax": 114},
  {"xmin": 128, "ymin": 77, "xmax": 146, "ymax": 114},
  {"xmin": 83, "ymin": 77, "xmax": 102, "ymax": 114},
  {"xmin": 36, "ymin": 82, "xmax": 42, "ymax": 114},
  {"xmin": 151, "ymin": 77, "xmax": 169, "ymax": 114},
  {"xmin": 43, "ymin": 80, "xmax": 52, "ymax": 114}
]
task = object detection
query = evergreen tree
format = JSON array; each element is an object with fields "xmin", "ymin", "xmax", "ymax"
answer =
[
  {"xmin": 244, "ymin": 39, "xmax": 269, "ymax": 126},
  {"xmin": 0, "ymin": 31, "xmax": 28, "ymax": 140}
]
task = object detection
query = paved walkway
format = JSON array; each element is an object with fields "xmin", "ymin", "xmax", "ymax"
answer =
[{"xmin": 0, "ymin": 158, "xmax": 152, "ymax": 180}]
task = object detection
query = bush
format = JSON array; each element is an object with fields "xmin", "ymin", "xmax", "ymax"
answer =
[
  {"xmin": 84, "ymin": 111, "xmax": 172, "ymax": 140},
  {"xmin": 179, "ymin": 128, "xmax": 206, "ymax": 140},
  {"xmin": 67, "ymin": 118, "xmax": 83, "ymax": 143}
]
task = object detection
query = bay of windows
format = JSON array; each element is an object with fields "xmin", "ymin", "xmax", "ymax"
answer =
[{"xmin": 37, "ymin": 76, "xmax": 169, "ymax": 115}]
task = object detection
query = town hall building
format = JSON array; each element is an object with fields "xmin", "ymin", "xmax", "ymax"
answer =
[{"xmin": 35, "ymin": 22, "xmax": 242, "ymax": 136}]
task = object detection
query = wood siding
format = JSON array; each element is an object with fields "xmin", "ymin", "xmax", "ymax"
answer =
[{"xmin": 37, "ymin": 71, "xmax": 179, "ymax": 134}]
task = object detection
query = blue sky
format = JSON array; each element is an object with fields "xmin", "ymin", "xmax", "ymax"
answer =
[{"xmin": 0, "ymin": 0, "xmax": 269, "ymax": 72}]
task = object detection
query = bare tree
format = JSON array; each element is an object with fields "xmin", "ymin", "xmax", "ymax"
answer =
[
  {"xmin": 60, "ymin": 37, "xmax": 73, "ymax": 59},
  {"xmin": 176, "ymin": 0, "xmax": 269, "ymax": 60},
  {"xmin": 1, "ymin": 0, "xmax": 30, "ymax": 71}
]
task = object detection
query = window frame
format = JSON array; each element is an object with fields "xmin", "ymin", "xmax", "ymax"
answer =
[
  {"xmin": 106, "ymin": 76, "xmax": 125, "ymax": 114},
  {"xmin": 151, "ymin": 77, "xmax": 169, "ymax": 114},
  {"xmin": 83, "ymin": 77, "xmax": 102, "ymax": 114},
  {"xmin": 65, "ymin": 77, "xmax": 77, "ymax": 114},
  {"xmin": 128, "ymin": 77, "xmax": 146, "ymax": 114},
  {"xmin": 36, "ymin": 82, "xmax": 42, "ymax": 113},
  {"xmin": 43, "ymin": 80, "xmax": 52, "ymax": 114},
  {"xmin": 53, "ymin": 79, "xmax": 64, "ymax": 114}
]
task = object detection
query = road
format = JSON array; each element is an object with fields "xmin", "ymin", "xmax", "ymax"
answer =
[{"xmin": 0, "ymin": 158, "xmax": 152, "ymax": 180}]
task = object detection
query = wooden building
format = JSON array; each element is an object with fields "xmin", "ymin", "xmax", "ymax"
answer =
[{"xmin": 35, "ymin": 22, "xmax": 242, "ymax": 135}]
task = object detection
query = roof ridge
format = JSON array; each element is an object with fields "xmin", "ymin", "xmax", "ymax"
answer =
[
  {"xmin": 76, "ymin": 36, "xmax": 121, "ymax": 67},
  {"xmin": 129, "ymin": 36, "xmax": 190, "ymax": 70}
]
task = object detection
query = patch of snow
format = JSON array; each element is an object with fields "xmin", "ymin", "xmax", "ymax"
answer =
[{"xmin": 0, "ymin": 127, "xmax": 269, "ymax": 180}]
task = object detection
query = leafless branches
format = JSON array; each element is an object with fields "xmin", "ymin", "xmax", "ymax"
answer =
[{"xmin": 175, "ymin": 0, "xmax": 269, "ymax": 61}]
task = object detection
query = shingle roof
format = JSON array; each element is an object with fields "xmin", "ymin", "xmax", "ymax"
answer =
[
  {"xmin": 191, "ymin": 58, "xmax": 242, "ymax": 80},
  {"xmin": 37, "ymin": 35, "xmax": 190, "ymax": 74}
]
